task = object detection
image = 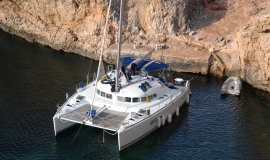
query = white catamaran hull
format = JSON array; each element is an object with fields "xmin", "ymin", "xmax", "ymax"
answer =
[
  {"xmin": 53, "ymin": 100, "xmax": 91, "ymax": 136},
  {"xmin": 118, "ymin": 89, "xmax": 190, "ymax": 150},
  {"xmin": 53, "ymin": 115, "xmax": 76, "ymax": 136}
]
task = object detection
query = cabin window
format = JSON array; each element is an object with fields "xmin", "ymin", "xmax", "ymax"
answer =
[
  {"xmin": 141, "ymin": 97, "xmax": 146, "ymax": 102},
  {"xmin": 106, "ymin": 94, "xmax": 112, "ymax": 99},
  {"xmin": 132, "ymin": 97, "xmax": 140, "ymax": 103},
  {"xmin": 117, "ymin": 96, "xmax": 125, "ymax": 102},
  {"xmin": 149, "ymin": 95, "xmax": 154, "ymax": 100},
  {"xmin": 101, "ymin": 91, "xmax": 105, "ymax": 97},
  {"xmin": 97, "ymin": 89, "xmax": 100, "ymax": 95},
  {"xmin": 125, "ymin": 97, "xmax": 131, "ymax": 102}
]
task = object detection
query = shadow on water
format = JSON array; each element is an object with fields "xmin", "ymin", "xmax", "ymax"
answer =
[
  {"xmin": 216, "ymin": 81, "xmax": 270, "ymax": 159},
  {"xmin": 233, "ymin": 83, "xmax": 270, "ymax": 160},
  {"xmin": 220, "ymin": 93, "xmax": 241, "ymax": 100},
  {"xmin": 55, "ymin": 125, "xmax": 120, "ymax": 159},
  {"xmin": 119, "ymin": 104, "xmax": 189, "ymax": 159}
]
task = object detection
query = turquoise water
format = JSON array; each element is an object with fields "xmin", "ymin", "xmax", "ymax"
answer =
[{"xmin": 0, "ymin": 30, "xmax": 270, "ymax": 159}]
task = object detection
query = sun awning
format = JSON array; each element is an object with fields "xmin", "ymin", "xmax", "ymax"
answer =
[{"xmin": 121, "ymin": 56, "xmax": 169, "ymax": 72}]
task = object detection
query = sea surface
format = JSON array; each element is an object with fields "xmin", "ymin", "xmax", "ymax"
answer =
[{"xmin": 0, "ymin": 29, "xmax": 270, "ymax": 160}]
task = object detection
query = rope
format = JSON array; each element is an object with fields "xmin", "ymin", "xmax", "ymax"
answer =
[
  {"xmin": 104, "ymin": 130, "xmax": 118, "ymax": 135},
  {"xmin": 69, "ymin": 124, "xmax": 84, "ymax": 146}
]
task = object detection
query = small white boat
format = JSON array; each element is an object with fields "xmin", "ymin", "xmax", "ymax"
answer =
[
  {"xmin": 53, "ymin": 0, "xmax": 191, "ymax": 151},
  {"xmin": 221, "ymin": 77, "xmax": 242, "ymax": 96}
]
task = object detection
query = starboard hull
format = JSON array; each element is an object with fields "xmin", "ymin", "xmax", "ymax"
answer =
[
  {"xmin": 53, "ymin": 115, "xmax": 77, "ymax": 136},
  {"xmin": 118, "ymin": 89, "xmax": 190, "ymax": 151}
]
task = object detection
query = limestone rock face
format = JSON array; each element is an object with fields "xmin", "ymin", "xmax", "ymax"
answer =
[
  {"xmin": 126, "ymin": 0, "xmax": 196, "ymax": 35},
  {"xmin": 0, "ymin": 0, "xmax": 270, "ymax": 92},
  {"xmin": 236, "ymin": 14, "xmax": 270, "ymax": 92},
  {"xmin": 0, "ymin": 0, "xmax": 198, "ymax": 59}
]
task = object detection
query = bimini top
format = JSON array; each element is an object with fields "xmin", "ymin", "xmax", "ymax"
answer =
[{"xmin": 121, "ymin": 56, "xmax": 169, "ymax": 72}]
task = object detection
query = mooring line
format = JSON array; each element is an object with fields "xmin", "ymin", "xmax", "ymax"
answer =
[{"xmin": 69, "ymin": 124, "xmax": 84, "ymax": 146}]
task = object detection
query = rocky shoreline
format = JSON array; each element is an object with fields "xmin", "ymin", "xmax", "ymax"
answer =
[{"xmin": 0, "ymin": 0, "xmax": 269, "ymax": 92}]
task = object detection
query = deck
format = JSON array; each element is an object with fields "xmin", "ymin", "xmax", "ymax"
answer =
[{"xmin": 60, "ymin": 105, "xmax": 128, "ymax": 131}]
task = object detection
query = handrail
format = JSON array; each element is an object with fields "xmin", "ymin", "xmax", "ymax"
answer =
[{"xmin": 55, "ymin": 86, "xmax": 77, "ymax": 113}]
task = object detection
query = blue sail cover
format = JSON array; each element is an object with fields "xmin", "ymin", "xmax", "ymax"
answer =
[
  {"xmin": 121, "ymin": 56, "xmax": 169, "ymax": 72},
  {"xmin": 121, "ymin": 56, "xmax": 136, "ymax": 68}
]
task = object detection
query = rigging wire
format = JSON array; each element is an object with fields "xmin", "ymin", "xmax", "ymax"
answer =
[
  {"xmin": 90, "ymin": 0, "xmax": 112, "ymax": 119},
  {"xmin": 104, "ymin": 130, "xmax": 118, "ymax": 135},
  {"xmin": 69, "ymin": 124, "xmax": 84, "ymax": 146},
  {"xmin": 69, "ymin": 0, "xmax": 112, "ymax": 146},
  {"xmin": 86, "ymin": 58, "xmax": 93, "ymax": 84}
]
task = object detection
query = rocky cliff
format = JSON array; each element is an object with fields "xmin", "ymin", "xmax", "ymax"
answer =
[
  {"xmin": 0, "ymin": 0, "xmax": 269, "ymax": 92},
  {"xmin": 237, "ymin": 14, "xmax": 270, "ymax": 92},
  {"xmin": 0, "ymin": 0, "xmax": 198, "ymax": 58}
]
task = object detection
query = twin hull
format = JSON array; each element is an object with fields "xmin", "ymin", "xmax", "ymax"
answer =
[
  {"xmin": 53, "ymin": 88, "xmax": 190, "ymax": 151},
  {"xmin": 118, "ymin": 89, "xmax": 189, "ymax": 150}
]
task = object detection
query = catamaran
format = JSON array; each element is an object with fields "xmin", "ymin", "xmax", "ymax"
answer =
[{"xmin": 53, "ymin": 0, "xmax": 191, "ymax": 151}]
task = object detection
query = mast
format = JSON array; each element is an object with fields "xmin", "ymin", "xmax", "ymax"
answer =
[{"xmin": 115, "ymin": 0, "xmax": 123, "ymax": 93}]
